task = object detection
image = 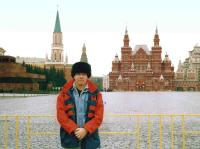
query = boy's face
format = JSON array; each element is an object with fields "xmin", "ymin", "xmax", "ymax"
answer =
[{"xmin": 74, "ymin": 73, "xmax": 88, "ymax": 87}]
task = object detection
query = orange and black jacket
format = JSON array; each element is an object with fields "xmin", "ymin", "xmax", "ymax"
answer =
[{"xmin": 57, "ymin": 79, "xmax": 104, "ymax": 149}]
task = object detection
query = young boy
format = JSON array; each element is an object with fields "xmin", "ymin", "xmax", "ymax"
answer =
[{"xmin": 57, "ymin": 62, "xmax": 104, "ymax": 149}]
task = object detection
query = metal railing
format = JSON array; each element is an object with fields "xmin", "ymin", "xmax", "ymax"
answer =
[{"xmin": 0, "ymin": 114, "xmax": 200, "ymax": 149}]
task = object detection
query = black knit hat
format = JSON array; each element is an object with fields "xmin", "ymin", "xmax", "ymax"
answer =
[{"xmin": 71, "ymin": 62, "xmax": 91, "ymax": 78}]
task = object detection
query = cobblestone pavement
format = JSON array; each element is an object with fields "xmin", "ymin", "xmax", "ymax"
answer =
[
  {"xmin": 0, "ymin": 116, "xmax": 200, "ymax": 148},
  {"xmin": 0, "ymin": 93, "xmax": 200, "ymax": 148}
]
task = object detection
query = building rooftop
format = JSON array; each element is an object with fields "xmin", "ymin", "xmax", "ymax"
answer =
[{"xmin": 132, "ymin": 44, "xmax": 150, "ymax": 55}]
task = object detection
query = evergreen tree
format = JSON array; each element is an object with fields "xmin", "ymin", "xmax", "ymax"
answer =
[{"xmin": 23, "ymin": 64, "xmax": 66, "ymax": 91}]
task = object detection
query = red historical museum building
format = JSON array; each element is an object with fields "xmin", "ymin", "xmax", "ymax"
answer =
[{"xmin": 109, "ymin": 28, "xmax": 175, "ymax": 91}]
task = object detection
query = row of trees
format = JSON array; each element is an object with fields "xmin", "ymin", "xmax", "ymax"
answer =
[{"xmin": 24, "ymin": 64, "xmax": 66, "ymax": 91}]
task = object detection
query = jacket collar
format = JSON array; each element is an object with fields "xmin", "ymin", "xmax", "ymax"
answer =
[{"xmin": 62, "ymin": 79, "xmax": 98, "ymax": 93}]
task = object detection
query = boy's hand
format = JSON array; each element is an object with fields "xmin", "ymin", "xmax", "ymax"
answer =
[{"xmin": 75, "ymin": 128, "xmax": 88, "ymax": 140}]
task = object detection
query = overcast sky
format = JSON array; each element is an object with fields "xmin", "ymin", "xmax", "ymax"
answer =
[{"xmin": 0, "ymin": 0, "xmax": 200, "ymax": 76}]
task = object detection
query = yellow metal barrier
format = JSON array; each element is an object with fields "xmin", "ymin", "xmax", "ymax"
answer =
[{"xmin": 0, "ymin": 114, "xmax": 200, "ymax": 149}]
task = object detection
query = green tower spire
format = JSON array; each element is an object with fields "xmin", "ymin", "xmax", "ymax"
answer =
[
  {"xmin": 80, "ymin": 43, "xmax": 88, "ymax": 63},
  {"xmin": 54, "ymin": 11, "xmax": 61, "ymax": 32}
]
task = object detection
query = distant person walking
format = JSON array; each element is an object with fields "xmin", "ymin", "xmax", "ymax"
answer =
[{"xmin": 57, "ymin": 62, "xmax": 104, "ymax": 149}]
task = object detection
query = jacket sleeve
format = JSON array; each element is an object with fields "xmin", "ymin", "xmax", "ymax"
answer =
[
  {"xmin": 84, "ymin": 92, "xmax": 104, "ymax": 134},
  {"xmin": 57, "ymin": 92, "xmax": 78, "ymax": 134}
]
